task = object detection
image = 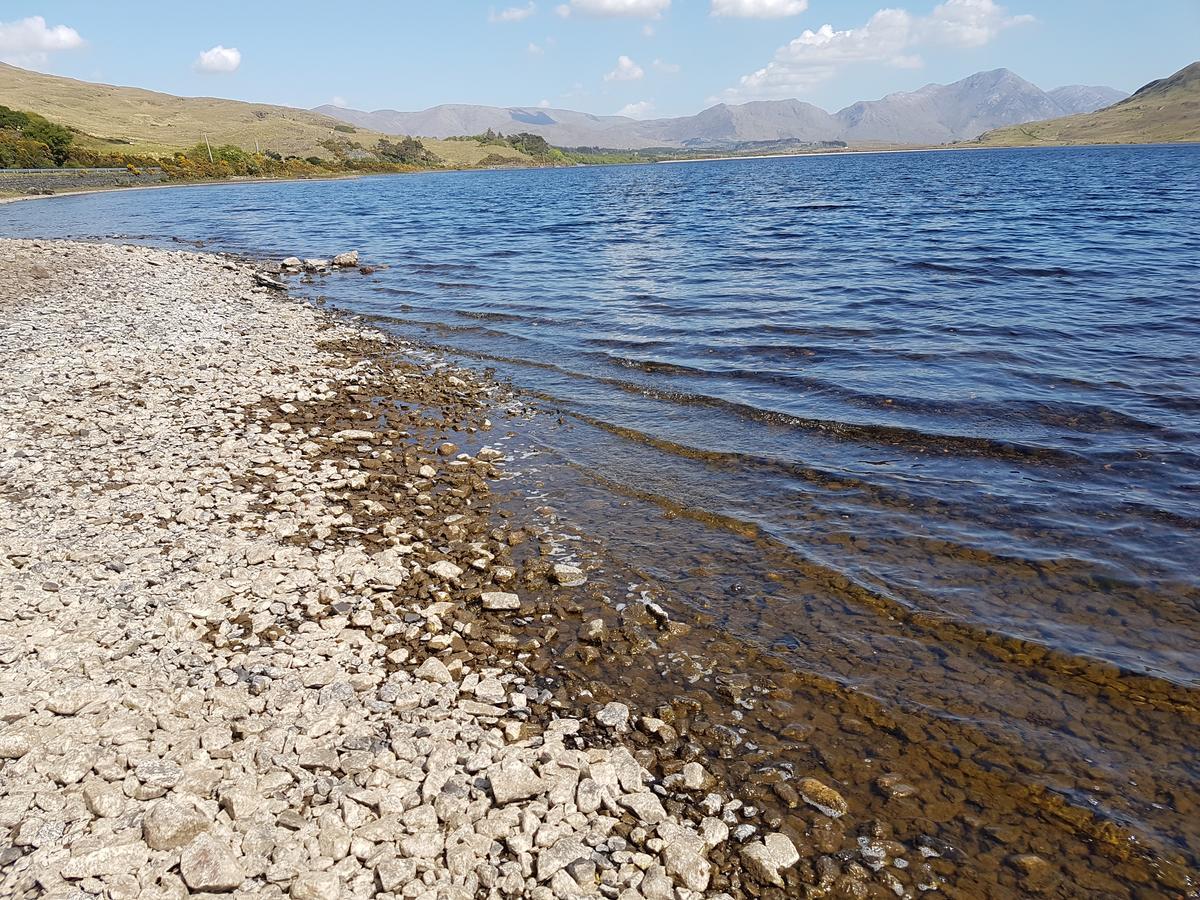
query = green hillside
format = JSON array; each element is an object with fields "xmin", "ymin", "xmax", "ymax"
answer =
[
  {"xmin": 0, "ymin": 62, "xmax": 532, "ymax": 167},
  {"xmin": 975, "ymin": 61, "xmax": 1200, "ymax": 146}
]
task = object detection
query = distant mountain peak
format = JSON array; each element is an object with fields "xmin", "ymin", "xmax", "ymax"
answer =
[{"xmin": 317, "ymin": 68, "xmax": 1128, "ymax": 150}]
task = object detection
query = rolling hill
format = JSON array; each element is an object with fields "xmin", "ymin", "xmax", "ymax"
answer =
[
  {"xmin": 316, "ymin": 69, "xmax": 1127, "ymax": 150},
  {"xmin": 976, "ymin": 61, "xmax": 1200, "ymax": 146},
  {"xmin": 0, "ymin": 62, "xmax": 532, "ymax": 166}
]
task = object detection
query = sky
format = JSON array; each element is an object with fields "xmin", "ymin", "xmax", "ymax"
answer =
[{"xmin": 1, "ymin": 1, "xmax": 1198, "ymax": 119}]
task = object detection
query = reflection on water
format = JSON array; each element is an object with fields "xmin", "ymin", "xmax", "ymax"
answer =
[{"xmin": 3, "ymin": 145, "xmax": 1199, "ymax": 892}]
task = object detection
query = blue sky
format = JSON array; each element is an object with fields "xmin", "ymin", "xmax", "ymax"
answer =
[{"xmin": 2, "ymin": 2, "xmax": 1197, "ymax": 118}]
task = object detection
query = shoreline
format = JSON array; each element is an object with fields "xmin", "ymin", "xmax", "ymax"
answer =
[
  {"xmin": 0, "ymin": 172, "xmax": 371, "ymax": 206},
  {"xmin": 0, "ymin": 238, "xmax": 819, "ymax": 899},
  {"xmin": 1, "ymin": 236, "xmax": 1193, "ymax": 898}
]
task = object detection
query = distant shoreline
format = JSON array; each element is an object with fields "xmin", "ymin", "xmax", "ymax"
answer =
[
  {"xmin": 0, "ymin": 171, "xmax": 369, "ymax": 206},
  {"xmin": 4, "ymin": 141, "xmax": 1195, "ymax": 206}
]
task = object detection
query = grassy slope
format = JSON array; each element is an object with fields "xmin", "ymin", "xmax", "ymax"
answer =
[
  {"xmin": 0, "ymin": 62, "xmax": 530, "ymax": 166},
  {"xmin": 976, "ymin": 61, "xmax": 1200, "ymax": 146}
]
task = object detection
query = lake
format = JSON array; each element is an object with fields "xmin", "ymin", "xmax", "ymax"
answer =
[{"xmin": 4, "ymin": 144, "xmax": 1199, "ymax": 892}]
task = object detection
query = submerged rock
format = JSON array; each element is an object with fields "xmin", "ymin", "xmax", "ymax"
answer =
[
  {"xmin": 551, "ymin": 563, "xmax": 587, "ymax": 587},
  {"xmin": 797, "ymin": 776, "xmax": 849, "ymax": 818}
]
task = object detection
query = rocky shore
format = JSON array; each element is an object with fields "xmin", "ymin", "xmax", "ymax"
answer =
[
  {"xmin": 0, "ymin": 169, "xmax": 169, "ymax": 200},
  {"xmin": 0, "ymin": 239, "xmax": 833, "ymax": 899}
]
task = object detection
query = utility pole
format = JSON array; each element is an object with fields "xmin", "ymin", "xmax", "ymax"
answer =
[{"xmin": 203, "ymin": 132, "xmax": 214, "ymax": 164}]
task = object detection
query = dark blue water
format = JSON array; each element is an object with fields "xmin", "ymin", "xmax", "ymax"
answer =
[
  {"xmin": 6, "ymin": 146, "xmax": 1198, "ymax": 675},
  {"xmin": 5, "ymin": 147, "xmax": 1200, "ymax": 876}
]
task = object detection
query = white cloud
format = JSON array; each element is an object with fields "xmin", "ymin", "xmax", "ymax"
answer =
[
  {"xmin": 722, "ymin": 0, "xmax": 1030, "ymax": 100},
  {"xmin": 0, "ymin": 15, "xmax": 84, "ymax": 68},
  {"xmin": 528, "ymin": 41, "xmax": 544, "ymax": 54},
  {"xmin": 604, "ymin": 55, "xmax": 645, "ymax": 81},
  {"xmin": 490, "ymin": 2, "xmax": 537, "ymax": 23},
  {"xmin": 195, "ymin": 45, "xmax": 241, "ymax": 74},
  {"xmin": 559, "ymin": 0, "xmax": 670, "ymax": 18},
  {"xmin": 538, "ymin": 98, "xmax": 552, "ymax": 108},
  {"xmin": 652, "ymin": 58, "xmax": 680, "ymax": 74},
  {"xmin": 618, "ymin": 100, "xmax": 655, "ymax": 118},
  {"xmin": 711, "ymin": 0, "xmax": 808, "ymax": 18},
  {"xmin": 922, "ymin": 0, "xmax": 1033, "ymax": 47},
  {"xmin": 330, "ymin": 96, "xmax": 349, "ymax": 108}
]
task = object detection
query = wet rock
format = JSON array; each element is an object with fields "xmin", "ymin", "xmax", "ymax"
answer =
[
  {"xmin": 797, "ymin": 776, "xmax": 849, "ymax": 818},
  {"xmin": 579, "ymin": 618, "xmax": 608, "ymax": 644},
  {"xmin": 428, "ymin": 560, "xmax": 464, "ymax": 580},
  {"xmin": 551, "ymin": 563, "xmax": 587, "ymax": 587},
  {"xmin": 1009, "ymin": 853, "xmax": 1056, "ymax": 891},
  {"xmin": 481, "ymin": 591, "xmax": 521, "ymax": 611},
  {"xmin": 875, "ymin": 773, "xmax": 918, "ymax": 800},
  {"xmin": 596, "ymin": 701, "xmax": 631, "ymax": 732},
  {"xmin": 740, "ymin": 832, "xmax": 800, "ymax": 886},
  {"xmin": 331, "ymin": 250, "xmax": 360, "ymax": 268}
]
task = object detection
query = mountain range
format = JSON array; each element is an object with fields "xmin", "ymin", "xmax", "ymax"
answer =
[
  {"xmin": 316, "ymin": 69, "xmax": 1128, "ymax": 150},
  {"xmin": 977, "ymin": 60, "xmax": 1200, "ymax": 146}
]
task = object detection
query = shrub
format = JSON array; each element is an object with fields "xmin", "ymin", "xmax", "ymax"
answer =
[{"xmin": 376, "ymin": 137, "xmax": 439, "ymax": 166}]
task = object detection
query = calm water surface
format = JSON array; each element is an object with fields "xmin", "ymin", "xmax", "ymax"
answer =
[{"xmin": 4, "ymin": 145, "xmax": 1199, "ymax": 888}]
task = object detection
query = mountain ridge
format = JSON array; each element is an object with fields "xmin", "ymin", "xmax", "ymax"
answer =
[
  {"xmin": 316, "ymin": 69, "xmax": 1127, "ymax": 149},
  {"xmin": 976, "ymin": 61, "xmax": 1200, "ymax": 146}
]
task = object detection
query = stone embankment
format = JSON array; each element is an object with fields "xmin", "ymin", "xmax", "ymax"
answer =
[
  {"xmin": 0, "ymin": 169, "xmax": 168, "ymax": 198},
  {"xmin": 0, "ymin": 240, "xmax": 811, "ymax": 899}
]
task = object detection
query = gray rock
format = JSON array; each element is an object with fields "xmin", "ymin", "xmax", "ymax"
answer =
[
  {"xmin": 135, "ymin": 757, "xmax": 183, "ymax": 790},
  {"xmin": 291, "ymin": 871, "xmax": 342, "ymax": 900},
  {"xmin": 143, "ymin": 799, "xmax": 210, "ymax": 850},
  {"xmin": 376, "ymin": 857, "xmax": 418, "ymax": 892},
  {"xmin": 487, "ymin": 758, "xmax": 544, "ymax": 805},
  {"xmin": 331, "ymin": 251, "xmax": 360, "ymax": 268},
  {"xmin": 427, "ymin": 560, "xmax": 463, "ymax": 580},
  {"xmin": 595, "ymin": 702, "xmax": 630, "ymax": 733},
  {"xmin": 537, "ymin": 835, "xmax": 589, "ymax": 881},
  {"xmin": 180, "ymin": 834, "xmax": 246, "ymax": 892},
  {"xmin": 474, "ymin": 677, "xmax": 507, "ymax": 705},
  {"xmin": 619, "ymin": 792, "xmax": 667, "ymax": 826},
  {"xmin": 82, "ymin": 780, "xmax": 124, "ymax": 818},
  {"xmin": 0, "ymin": 732, "xmax": 31, "ymax": 758},
  {"xmin": 415, "ymin": 656, "xmax": 453, "ymax": 685},
  {"xmin": 60, "ymin": 842, "xmax": 149, "ymax": 879}
]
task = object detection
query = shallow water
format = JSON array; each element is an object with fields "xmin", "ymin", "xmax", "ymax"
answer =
[{"xmin": 4, "ymin": 145, "xmax": 1200, "ymax": 890}]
